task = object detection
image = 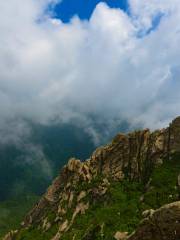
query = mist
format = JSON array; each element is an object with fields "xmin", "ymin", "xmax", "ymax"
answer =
[{"xmin": 0, "ymin": 0, "xmax": 180, "ymax": 143}]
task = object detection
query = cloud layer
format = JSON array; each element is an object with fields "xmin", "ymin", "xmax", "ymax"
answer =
[{"xmin": 0, "ymin": 0, "xmax": 180, "ymax": 142}]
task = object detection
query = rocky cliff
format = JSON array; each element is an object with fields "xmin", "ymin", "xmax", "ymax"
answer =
[{"xmin": 3, "ymin": 117, "xmax": 180, "ymax": 240}]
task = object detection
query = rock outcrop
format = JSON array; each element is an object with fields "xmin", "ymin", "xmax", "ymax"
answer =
[
  {"xmin": 3, "ymin": 117, "xmax": 180, "ymax": 240},
  {"xmin": 128, "ymin": 201, "xmax": 180, "ymax": 240}
]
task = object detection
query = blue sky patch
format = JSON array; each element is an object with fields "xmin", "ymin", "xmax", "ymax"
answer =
[
  {"xmin": 137, "ymin": 13, "xmax": 164, "ymax": 38},
  {"xmin": 52, "ymin": 0, "xmax": 128, "ymax": 23}
]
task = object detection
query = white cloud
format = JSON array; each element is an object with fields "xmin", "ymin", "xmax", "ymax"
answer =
[{"xmin": 0, "ymin": 0, "xmax": 180, "ymax": 142}]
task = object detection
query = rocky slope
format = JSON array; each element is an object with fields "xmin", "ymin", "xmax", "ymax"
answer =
[
  {"xmin": 128, "ymin": 201, "xmax": 180, "ymax": 240},
  {"xmin": 3, "ymin": 117, "xmax": 180, "ymax": 240}
]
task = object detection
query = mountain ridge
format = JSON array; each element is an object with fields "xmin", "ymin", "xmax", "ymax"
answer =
[{"xmin": 3, "ymin": 117, "xmax": 180, "ymax": 240}]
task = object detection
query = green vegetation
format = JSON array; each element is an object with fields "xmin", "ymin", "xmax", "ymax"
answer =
[
  {"xmin": 142, "ymin": 153, "xmax": 180, "ymax": 209},
  {"xmin": 60, "ymin": 181, "xmax": 143, "ymax": 240},
  {"xmin": 61, "ymin": 154, "xmax": 180, "ymax": 240},
  {"xmin": 14, "ymin": 206, "xmax": 59, "ymax": 240},
  {"xmin": 0, "ymin": 124, "xmax": 95, "ymax": 237},
  {"xmin": 2, "ymin": 153, "xmax": 180, "ymax": 240},
  {"xmin": 15, "ymin": 224, "xmax": 59, "ymax": 240},
  {"xmin": 0, "ymin": 195, "xmax": 39, "ymax": 239}
]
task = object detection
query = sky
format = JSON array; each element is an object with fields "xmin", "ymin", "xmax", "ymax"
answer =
[
  {"xmin": 53, "ymin": 0, "xmax": 128, "ymax": 22},
  {"xmin": 0, "ymin": 0, "xmax": 180, "ymax": 144}
]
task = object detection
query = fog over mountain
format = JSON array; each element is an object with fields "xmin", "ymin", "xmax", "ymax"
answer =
[
  {"xmin": 1, "ymin": 0, "xmax": 180, "ymax": 201},
  {"xmin": 0, "ymin": 0, "xmax": 180, "ymax": 145},
  {"xmin": 1, "ymin": 2, "xmax": 180, "ymax": 237}
]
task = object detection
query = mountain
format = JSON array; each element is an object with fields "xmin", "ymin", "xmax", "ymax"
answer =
[
  {"xmin": 0, "ymin": 119, "xmax": 129, "ymax": 202},
  {"xmin": 2, "ymin": 117, "xmax": 180, "ymax": 240},
  {"xmin": 0, "ymin": 123, "xmax": 96, "ymax": 201},
  {"xmin": 0, "ymin": 123, "xmax": 96, "ymax": 238}
]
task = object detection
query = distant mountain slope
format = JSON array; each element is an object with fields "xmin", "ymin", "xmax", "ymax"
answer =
[
  {"xmin": 0, "ymin": 123, "xmax": 96, "ymax": 237},
  {"xmin": 0, "ymin": 119, "xmax": 129, "ymax": 201},
  {"xmin": 0, "ymin": 123, "xmax": 96, "ymax": 201},
  {"xmin": 0, "ymin": 195, "xmax": 39, "ymax": 238},
  {"xmin": 3, "ymin": 117, "xmax": 180, "ymax": 240}
]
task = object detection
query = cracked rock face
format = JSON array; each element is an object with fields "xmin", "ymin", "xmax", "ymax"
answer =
[
  {"xmin": 128, "ymin": 201, "xmax": 180, "ymax": 240},
  {"xmin": 3, "ymin": 117, "xmax": 180, "ymax": 240}
]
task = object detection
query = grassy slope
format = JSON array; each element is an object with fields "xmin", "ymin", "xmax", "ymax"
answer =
[
  {"xmin": 4, "ymin": 153, "xmax": 180, "ymax": 240},
  {"xmin": 0, "ymin": 195, "xmax": 39, "ymax": 239},
  {"xmin": 61, "ymin": 153, "xmax": 180, "ymax": 239}
]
